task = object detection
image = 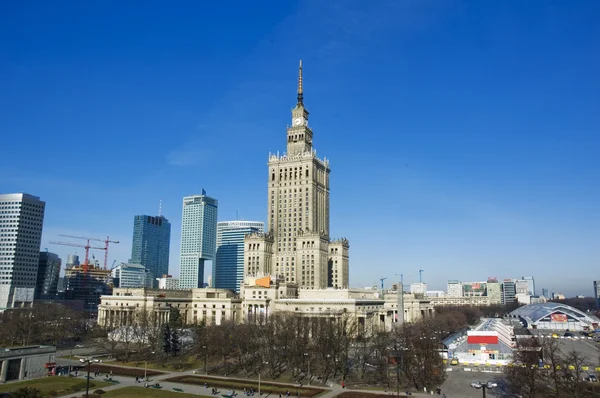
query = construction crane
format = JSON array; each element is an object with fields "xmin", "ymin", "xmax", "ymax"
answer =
[
  {"xmin": 58, "ymin": 235, "xmax": 119, "ymax": 269},
  {"xmin": 49, "ymin": 240, "xmax": 105, "ymax": 275},
  {"xmin": 380, "ymin": 277, "xmax": 388, "ymax": 290},
  {"xmin": 419, "ymin": 269, "xmax": 424, "ymax": 283}
]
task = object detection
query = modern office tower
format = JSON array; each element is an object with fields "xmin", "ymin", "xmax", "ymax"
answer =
[
  {"xmin": 541, "ymin": 288, "xmax": 549, "ymax": 298},
  {"xmin": 111, "ymin": 263, "xmax": 153, "ymax": 288},
  {"xmin": 501, "ymin": 279, "xmax": 516, "ymax": 305},
  {"xmin": 35, "ymin": 251, "xmax": 61, "ymax": 299},
  {"xmin": 244, "ymin": 61, "xmax": 350, "ymax": 289},
  {"xmin": 179, "ymin": 190, "xmax": 218, "ymax": 289},
  {"xmin": 594, "ymin": 281, "xmax": 600, "ymax": 307},
  {"xmin": 521, "ymin": 276, "xmax": 535, "ymax": 295},
  {"xmin": 447, "ymin": 280, "xmax": 463, "ymax": 297},
  {"xmin": 130, "ymin": 214, "xmax": 171, "ymax": 287},
  {"xmin": 0, "ymin": 193, "xmax": 45, "ymax": 310},
  {"xmin": 215, "ymin": 221, "xmax": 264, "ymax": 292}
]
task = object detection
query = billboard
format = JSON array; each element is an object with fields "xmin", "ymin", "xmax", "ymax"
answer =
[{"xmin": 551, "ymin": 313, "xmax": 568, "ymax": 323}]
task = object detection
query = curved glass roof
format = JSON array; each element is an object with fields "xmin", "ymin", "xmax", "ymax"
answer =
[{"xmin": 509, "ymin": 302, "xmax": 597, "ymax": 325}]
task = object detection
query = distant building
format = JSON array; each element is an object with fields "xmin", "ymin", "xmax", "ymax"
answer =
[
  {"xmin": 65, "ymin": 260, "xmax": 112, "ymax": 314},
  {"xmin": 410, "ymin": 282, "xmax": 427, "ymax": 295},
  {"xmin": 447, "ymin": 280, "xmax": 463, "ymax": 297},
  {"xmin": 425, "ymin": 290, "xmax": 445, "ymax": 297},
  {"xmin": 486, "ymin": 279, "xmax": 502, "ymax": 304},
  {"xmin": 521, "ymin": 276, "xmax": 535, "ymax": 296},
  {"xmin": 509, "ymin": 302, "xmax": 600, "ymax": 331},
  {"xmin": 111, "ymin": 263, "xmax": 153, "ymax": 288},
  {"xmin": 541, "ymin": 288, "xmax": 549, "ymax": 298},
  {"xmin": 501, "ymin": 279, "xmax": 516, "ymax": 306},
  {"xmin": 179, "ymin": 190, "xmax": 218, "ymax": 289},
  {"xmin": 215, "ymin": 221, "xmax": 264, "ymax": 292},
  {"xmin": 35, "ymin": 252, "xmax": 61, "ymax": 299},
  {"xmin": 157, "ymin": 275, "xmax": 180, "ymax": 290},
  {"xmin": 594, "ymin": 281, "xmax": 600, "ymax": 308},
  {"xmin": 462, "ymin": 281, "xmax": 487, "ymax": 297},
  {"xmin": 552, "ymin": 292, "xmax": 565, "ymax": 300},
  {"xmin": 130, "ymin": 215, "xmax": 171, "ymax": 287},
  {"xmin": 0, "ymin": 193, "xmax": 45, "ymax": 310}
]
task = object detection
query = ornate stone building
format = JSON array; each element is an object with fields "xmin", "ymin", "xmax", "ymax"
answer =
[{"xmin": 244, "ymin": 61, "xmax": 349, "ymax": 289}]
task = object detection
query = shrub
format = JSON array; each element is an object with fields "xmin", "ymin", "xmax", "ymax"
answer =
[{"xmin": 93, "ymin": 389, "xmax": 106, "ymax": 394}]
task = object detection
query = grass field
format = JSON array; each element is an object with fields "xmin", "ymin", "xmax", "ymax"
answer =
[
  {"xmin": 0, "ymin": 376, "xmax": 111, "ymax": 397},
  {"xmin": 166, "ymin": 375, "xmax": 325, "ymax": 397},
  {"xmin": 101, "ymin": 386, "xmax": 199, "ymax": 397}
]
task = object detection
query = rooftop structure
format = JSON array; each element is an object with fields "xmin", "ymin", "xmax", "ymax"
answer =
[{"xmin": 508, "ymin": 302, "xmax": 600, "ymax": 331}]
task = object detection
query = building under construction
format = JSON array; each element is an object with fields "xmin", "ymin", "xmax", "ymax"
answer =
[{"xmin": 64, "ymin": 258, "xmax": 113, "ymax": 316}]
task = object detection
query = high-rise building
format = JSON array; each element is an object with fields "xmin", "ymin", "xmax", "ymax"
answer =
[
  {"xmin": 521, "ymin": 276, "xmax": 535, "ymax": 296},
  {"xmin": 501, "ymin": 279, "xmax": 516, "ymax": 306},
  {"xmin": 157, "ymin": 275, "xmax": 180, "ymax": 290},
  {"xmin": 594, "ymin": 281, "xmax": 600, "ymax": 307},
  {"xmin": 486, "ymin": 279, "xmax": 502, "ymax": 304},
  {"xmin": 35, "ymin": 251, "xmax": 61, "ymax": 299},
  {"xmin": 541, "ymin": 288, "xmax": 549, "ymax": 298},
  {"xmin": 130, "ymin": 214, "xmax": 171, "ymax": 286},
  {"xmin": 111, "ymin": 263, "xmax": 153, "ymax": 288},
  {"xmin": 179, "ymin": 190, "xmax": 218, "ymax": 289},
  {"xmin": 215, "ymin": 221, "xmax": 264, "ymax": 292},
  {"xmin": 0, "ymin": 193, "xmax": 45, "ymax": 310},
  {"xmin": 244, "ymin": 61, "xmax": 350, "ymax": 289}
]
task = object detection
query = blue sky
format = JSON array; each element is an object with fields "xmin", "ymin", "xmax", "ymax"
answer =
[{"xmin": 1, "ymin": 1, "xmax": 599, "ymax": 297}]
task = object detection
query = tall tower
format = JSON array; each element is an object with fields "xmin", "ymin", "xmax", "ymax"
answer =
[
  {"xmin": 179, "ymin": 190, "xmax": 218, "ymax": 289},
  {"xmin": 130, "ymin": 214, "xmax": 171, "ymax": 285},
  {"xmin": 265, "ymin": 61, "xmax": 334, "ymax": 288},
  {"xmin": 215, "ymin": 221, "xmax": 264, "ymax": 292},
  {"xmin": 0, "ymin": 193, "xmax": 45, "ymax": 309}
]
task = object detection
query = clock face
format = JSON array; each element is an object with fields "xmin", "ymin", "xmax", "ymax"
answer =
[{"xmin": 294, "ymin": 118, "xmax": 303, "ymax": 126}]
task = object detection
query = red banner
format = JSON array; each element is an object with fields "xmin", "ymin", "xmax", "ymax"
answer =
[{"xmin": 551, "ymin": 313, "xmax": 567, "ymax": 323}]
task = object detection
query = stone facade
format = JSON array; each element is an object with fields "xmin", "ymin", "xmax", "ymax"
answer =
[{"xmin": 250, "ymin": 61, "xmax": 349, "ymax": 289}]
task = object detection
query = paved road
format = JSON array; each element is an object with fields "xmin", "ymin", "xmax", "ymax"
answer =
[{"xmin": 441, "ymin": 369, "xmax": 509, "ymax": 398}]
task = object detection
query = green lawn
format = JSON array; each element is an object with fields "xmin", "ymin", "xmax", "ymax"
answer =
[
  {"xmin": 102, "ymin": 386, "xmax": 199, "ymax": 397},
  {"xmin": 0, "ymin": 376, "xmax": 112, "ymax": 397},
  {"xmin": 166, "ymin": 375, "xmax": 325, "ymax": 397}
]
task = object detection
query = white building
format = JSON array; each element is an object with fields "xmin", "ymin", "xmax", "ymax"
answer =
[
  {"xmin": 157, "ymin": 275, "xmax": 180, "ymax": 290},
  {"xmin": 112, "ymin": 263, "xmax": 152, "ymax": 288},
  {"xmin": 447, "ymin": 280, "xmax": 463, "ymax": 297},
  {"xmin": 0, "ymin": 193, "xmax": 45, "ymax": 310},
  {"xmin": 410, "ymin": 282, "xmax": 427, "ymax": 295},
  {"xmin": 179, "ymin": 190, "xmax": 218, "ymax": 289}
]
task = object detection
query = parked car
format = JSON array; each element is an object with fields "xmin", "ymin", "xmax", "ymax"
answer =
[{"xmin": 585, "ymin": 375, "xmax": 598, "ymax": 383}]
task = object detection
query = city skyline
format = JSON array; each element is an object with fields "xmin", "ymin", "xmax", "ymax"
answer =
[{"xmin": 1, "ymin": 2, "xmax": 599, "ymax": 296}]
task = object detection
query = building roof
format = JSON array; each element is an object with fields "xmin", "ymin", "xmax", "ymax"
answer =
[{"xmin": 509, "ymin": 302, "xmax": 599, "ymax": 326}]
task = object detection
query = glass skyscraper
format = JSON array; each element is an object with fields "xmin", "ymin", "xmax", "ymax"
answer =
[
  {"xmin": 130, "ymin": 214, "xmax": 171, "ymax": 286},
  {"xmin": 179, "ymin": 190, "xmax": 218, "ymax": 289},
  {"xmin": 215, "ymin": 221, "xmax": 264, "ymax": 292}
]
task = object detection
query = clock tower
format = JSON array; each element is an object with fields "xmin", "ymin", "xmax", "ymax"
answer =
[{"xmin": 287, "ymin": 61, "xmax": 313, "ymax": 156}]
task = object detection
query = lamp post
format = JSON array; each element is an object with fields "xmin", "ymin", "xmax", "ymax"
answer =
[
  {"xmin": 202, "ymin": 345, "xmax": 208, "ymax": 374},
  {"xmin": 258, "ymin": 361, "xmax": 268, "ymax": 396},
  {"xmin": 144, "ymin": 351, "xmax": 155, "ymax": 381},
  {"xmin": 470, "ymin": 381, "xmax": 497, "ymax": 398},
  {"xmin": 79, "ymin": 357, "xmax": 99, "ymax": 398},
  {"xmin": 303, "ymin": 353, "xmax": 310, "ymax": 384}
]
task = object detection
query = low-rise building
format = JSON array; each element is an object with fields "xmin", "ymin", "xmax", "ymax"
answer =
[
  {"xmin": 157, "ymin": 275, "xmax": 180, "ymax": 290},
  {"xmin": 112, "ymin": 263, "xmax": 153, "ymax": 288},
  {"xmin": 0, "ymin": 345, "xmax": 56, "ymax": 382},
  {"xmin": 444, "ymin": 318, "xmax": 515, "ymax": 366}
]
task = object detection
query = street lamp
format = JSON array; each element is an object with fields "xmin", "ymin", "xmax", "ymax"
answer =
[
  {"xmin": 144, "ymin": 351, "xmax": 155, "ymax": 381},
  {"xmin": 470, "ymin": 381, "xmax": 497, "ymax": 398},
  {"xmin": 79, "ymin": 357, "xmax": 99, "ymax": 398},
  {"xmin": 258, "ymin": 361, "xmax": 268, "ymax": 396},
  {"xmin": 202, "ymin": 345, "xmax": 208, "ymax": 375},
  {"xmin": 303, "ymin": 353, "xmax": 310, "ymax": 384}
]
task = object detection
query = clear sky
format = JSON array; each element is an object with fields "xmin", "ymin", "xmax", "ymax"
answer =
[{"xmin": 1, "ymin": 1, "xmax": 598, "ymax": 297}]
